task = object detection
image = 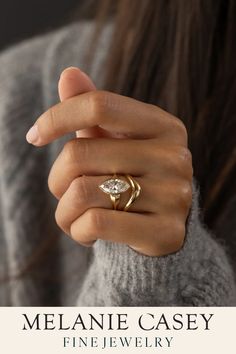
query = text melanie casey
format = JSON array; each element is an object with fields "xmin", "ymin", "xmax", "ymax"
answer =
[{"xmin": 21, "ymin": 312, "xmax": 213, "ymax": 331}]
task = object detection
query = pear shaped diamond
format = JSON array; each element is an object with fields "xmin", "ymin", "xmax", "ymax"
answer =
[{"xmin": 99, "ymin": 178, "xmax": 130, "ymax": 195}]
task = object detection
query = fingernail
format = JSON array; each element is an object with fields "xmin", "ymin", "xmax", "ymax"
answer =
[{"xmin": 26, "ymin": 125, "xmax": 39, "ymax": 144}]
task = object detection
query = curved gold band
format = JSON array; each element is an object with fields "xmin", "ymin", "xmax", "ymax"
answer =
[
  {"xmin": 123, "ymin": 175, "xmax": 141, "ymax": 211},
  {"xmin": 108, "ymin": 174, "xmax": 141, "ymax": 211}
]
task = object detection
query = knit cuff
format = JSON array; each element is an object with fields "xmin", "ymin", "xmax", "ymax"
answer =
[{"xmin": 92, "ymin": 178, "xmax": 201, "ymax": 305}]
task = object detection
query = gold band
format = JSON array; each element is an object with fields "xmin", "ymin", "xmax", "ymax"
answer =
[
  {"xmin": 123, "ymin": 175, "xmax": 141, "ymax": 211},
  {"xmin": 110, "ymin": 193, "xmax": 120, "ymax": 210}
]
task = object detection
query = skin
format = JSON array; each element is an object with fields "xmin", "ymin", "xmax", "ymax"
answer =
[{"xmin": 26, "ymin": 67, "xmax": 193, "ymax": 257}]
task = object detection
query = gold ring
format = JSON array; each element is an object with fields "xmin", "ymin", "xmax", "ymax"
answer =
[{"xmin": 99, "ymin": 174, "xmax": 141, "ymax": 211}]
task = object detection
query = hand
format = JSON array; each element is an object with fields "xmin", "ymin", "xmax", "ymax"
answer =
[{"xmin": 26, "ymin": 67, "xmax": 193, "ymax": 256}]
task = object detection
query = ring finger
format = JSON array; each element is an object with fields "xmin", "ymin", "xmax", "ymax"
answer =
[{"xmin": 55, "ymin": 174, "xmax": 188, "ymax": 235}]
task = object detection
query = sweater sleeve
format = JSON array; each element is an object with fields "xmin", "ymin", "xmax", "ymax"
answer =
[{"xmin": 76, "ymin": 177, "xmax": 236, "ymax": 306}]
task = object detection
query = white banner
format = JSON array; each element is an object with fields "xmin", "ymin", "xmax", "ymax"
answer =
[{"xmin": 0, "ymin": 307, "xmax": 234, "ymax": 353}]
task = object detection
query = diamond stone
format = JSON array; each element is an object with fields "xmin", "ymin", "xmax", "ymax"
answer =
[{"xmin": 99, "ymin": 178, "xmax": 130, "ymax": 195}]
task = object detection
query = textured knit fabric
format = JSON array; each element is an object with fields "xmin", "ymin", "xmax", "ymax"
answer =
[{"xmin": 0, "ymin": 21, "xmax": 235, "ymax": 306}]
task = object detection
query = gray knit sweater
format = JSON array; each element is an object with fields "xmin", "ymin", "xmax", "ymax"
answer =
[{"xmin": 0, "ymin": 21, "xmax": 235, "ymax": 306}]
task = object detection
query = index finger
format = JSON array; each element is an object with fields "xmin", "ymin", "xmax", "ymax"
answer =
[{"xmin": 26, "ymin": 90, "xmax": 187, "ymax": 146}]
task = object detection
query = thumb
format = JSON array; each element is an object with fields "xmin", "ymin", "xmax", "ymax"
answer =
[
  {"xmin": 58, "ymin": 66, "xmax": 107, "ymax": 138},
  {"xmin": 58, "ymin": 66, "xmax": 96, "ymax": 102}
]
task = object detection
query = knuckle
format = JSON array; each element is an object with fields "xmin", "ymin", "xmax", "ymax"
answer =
[
  {"xmin": 63, "ymin": 139, "xmax": 77, "ymax": 163},
  {"xmin": 88, "ymin": 90, "xmax": 109, "ymax": 123},
  {"xmin": 150, "ymin": 143, "xmax": 193, "ymax": 179},
  {"xmin": 76, "ymin": 139, "xmax": 90, "ymax": 165},
  {"xmin": 86, "ymin": 208, "xmax": 106, "ymax": 236},
  {"xmin": 173, "ymin": 146, "xmax": 193, "ymax": 178},
  {"xmin": 64, "ymin": 138, "xmax": 90, "ymax": 165},
  {"xmin": 178, "ymin": 180, "xmax": 193, "ymax": 209},
  {"xmin": 177, "ymin": 146, "xmax": 192, "ymax": 164},
  {"xmin": 47, "ymin": 104, "xmax": 60, "ymax": 134},
  {"xmin": 70, "ymin": 176, "xmax": 91, "ymax": 205},
  {"xmin": 172, "ymin": 117, "xmax": 188, "ymax": 141}
]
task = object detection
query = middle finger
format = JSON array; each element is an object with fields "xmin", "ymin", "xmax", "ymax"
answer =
[{"xmin": 49, "ymin": 137, "xmax": 151, "ymax": 199}]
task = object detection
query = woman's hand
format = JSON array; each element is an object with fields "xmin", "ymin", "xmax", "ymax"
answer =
[{"xmin": 26, "ymin": 68, "xmax": 193, "ymax": 257}]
